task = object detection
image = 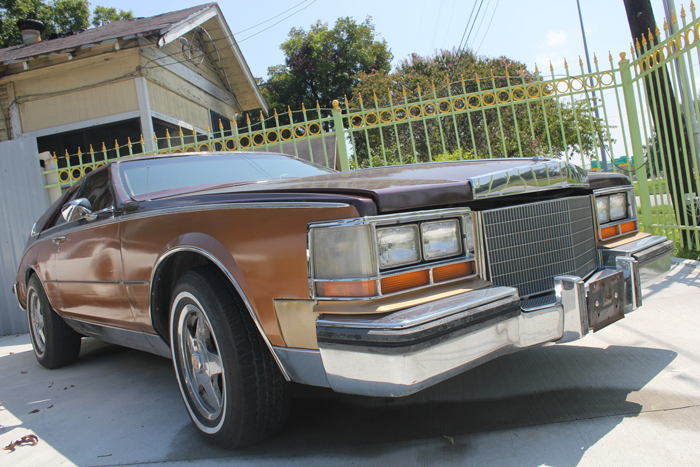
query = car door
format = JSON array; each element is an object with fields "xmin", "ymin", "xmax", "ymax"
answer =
[{"xmin": 54, "ymin": 168, "xmax": 137, "ymax": 329}]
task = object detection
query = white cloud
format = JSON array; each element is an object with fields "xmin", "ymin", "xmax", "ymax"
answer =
[{"xmin": 546, "ymin": 30, "xmax": 567, "ymax": 47}]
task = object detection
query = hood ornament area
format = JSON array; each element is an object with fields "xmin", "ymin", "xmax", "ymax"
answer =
[{"xmin": 468, "ymin": 160, "xmax": 589, "ymax": 199}]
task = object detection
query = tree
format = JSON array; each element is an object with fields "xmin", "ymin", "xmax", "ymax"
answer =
[
  {"xmin": 262, "ymin": 16, "xmax": 392, "ymax": 119},
  {"xmin": 91, "ymin": 5, "xmax": 131, "ymax": 27},
  {"xmin": 0, "ymin": 0, "xmax": 133, "ymax": 48},
  {"xmin": 348, "ymin": 48, "xmax": 611, "ymax": 167}
]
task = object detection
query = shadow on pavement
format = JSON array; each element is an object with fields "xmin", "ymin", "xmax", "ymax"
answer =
[{"xmin": 163, "ymin": 343, "xmax": 676, "ymax": 465}]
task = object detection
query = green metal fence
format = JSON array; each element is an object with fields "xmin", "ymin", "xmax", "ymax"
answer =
[{"xmin": 45, "ymin": 6, "xmax": 700, "ymax": 250}]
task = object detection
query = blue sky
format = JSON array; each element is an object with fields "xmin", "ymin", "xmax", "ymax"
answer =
[{"xmin": 93, "ymin": 0, "xmax": 675, "ymax": 79}]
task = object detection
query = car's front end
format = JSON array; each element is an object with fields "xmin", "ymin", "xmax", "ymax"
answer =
[{"xmin": 271, "ymin": 158, "xmax": 673, "ymax": 397}]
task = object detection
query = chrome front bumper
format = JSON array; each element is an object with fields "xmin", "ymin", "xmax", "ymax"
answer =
[{"xmin": 273, "ymin": 235, "xmax": 673, "ymax": 397}]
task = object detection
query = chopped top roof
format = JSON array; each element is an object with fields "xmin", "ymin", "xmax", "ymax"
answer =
[{"xmin": 0, "ymin": 3, "xmax": 215, "ymax": 64}]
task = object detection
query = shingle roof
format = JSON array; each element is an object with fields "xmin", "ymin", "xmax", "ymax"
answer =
[{"xmin": 0, "ymin": 3, "xmax": 215, "ymax": 64}]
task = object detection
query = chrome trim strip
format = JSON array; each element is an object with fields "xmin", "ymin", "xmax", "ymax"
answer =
[
  {"xmin": 468, "ymin": 159, "xmax": 589, "ymax": 199},
  {"xmin": 149, "ymin": 246, "xmax": 291, "ymax": 380},
  {"xmin": 122, "ymin": 202, "xmax": 351, "ymax": 222},
  {"xmin": 12, "ymin": 282, "xmax": 26, "ymax": 311},
  {"xmin": 316, "ymin": 286, "xmax": 517, "ymax": 330},
  {"xmin": 62, "ymin": 318, "xmax": 171, "ymax": 359},
  {"xmin": 52, "ymin": 280, "xmax": 149, "ymax": 285}
]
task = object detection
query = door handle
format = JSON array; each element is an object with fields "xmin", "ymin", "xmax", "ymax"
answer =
[{"xmin": 52, "ymin": 236, "xmax": 66, "ymax": 244}]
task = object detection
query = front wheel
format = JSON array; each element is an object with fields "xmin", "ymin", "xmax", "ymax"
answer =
[
  {"xmin": 26, "ymin": 275, "xmax": 81, "ymax": 369},
  {"xmin": 170, "ymin": 268, "xmax": 289, "ymax": 449}
]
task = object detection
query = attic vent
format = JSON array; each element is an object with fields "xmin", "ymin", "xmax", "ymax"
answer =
[{"xmin": 17, "ymin": 18, "xmax": 44, "ymax": 45}]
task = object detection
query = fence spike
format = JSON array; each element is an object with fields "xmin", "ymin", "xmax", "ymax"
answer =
[
  {"xmin": 672, "ymin": 9, "xmax": 677, "ymax": 23},
  {"xmin": 490, "ymin": 69, "xmax": 494, "ymax": 78},
  {"xmin": 431, "ymin": 81, "xmax": 436, "ymax": 91},
  {"xmin": 417, "ymin": 83, "xmax": 422, "ymax": 94},
  {"xmin": 78, "ymin": 147, "xmax": 82, "ymax": 158},
  {"xmin": 302, "ymin": 103, "xmax": 307, "ymax": 112},
  {"xmin": 549, "ymin": 60, "xmax": 553, "ymax": 72},
  {"xmin": 287, "ymin": 106, "xmax": 292, "ymax": 118},
  {"xmin": 344, "ymin": 95, "xmax": 350, "ymax": 107},
  {"xmin": 192, "ymin": 125, "xmax": 196, "ymax": 136},
  {"xmin": 564, "ymin": 58, "xmax": 568, "ymax": 69},
  {"xmin": 692, "ymin": 1, "xmax": 696, "ymax": 12},
  {"xmin": 166, "ymin": 128, "xmax": 171, "ymax": 139},
  {"xmin": 637, "ymin": 36, "xmax": 643, "ymax": 49},
  {"xmin": 115, "ymin": 140, "xmax": 119, "ymax": 151},
  {"xmin": 373, "ymin": 90, "xmax": 378, "ymax": 101},
  {"xmin": 647, "ymin": 28, "xmax": 654, "ymax": 42},
  {"xmin": 460, "ymin": 75, "xmax": 465, "ymax": 86},
  {"xmin": 259, "ymin": 111, "xmax": 264, "ymax": 123},
  {"xmin": 641, "ymin": 33, "xmax": 648, "ymax": 46},
  {"xmin": 316, "ymin": 100, "xmax": 320, "ymax": 110},
  {"xmin": 534, "ymin": 63, "xmax": 539, "ymax": 74},
  {"xmin": 89, "ymin": 144, "xmax": 94, "ymax": 156},
  {"xmin": 274, "ymin": 108, "xmax": 278, "ymax": 118},
  {"xmin": 359, "ymin": 93, "xmax": 364, "ymax": 103},
  {"xmin": 402, "ymin": 86, "xmax": 407, "ymax": 97},
  {"xmin": 65, "ymin": 149, "xmax": 69, "ymax": 158},
  {"xmin": 153, "ymin": 132, "xmax": 158, "ymax": 146},
  {"xmin": 103, "ymin": 142, "xmax": 108, "ymax": 152},
  {"xmin": 593, "ymin": 53, "xmax": 598, "ymax": 63},
  {"xmin": 609, "ymin": 51, "xmax": 613, "ymax": 61},
  {"xmin": 179, "ymin": 126, "xmax": 183, "ymax": 137},
  {"xmin": 681, "ymin": 5, "xmax": 686, "ymax": 18},
  {"xmin": 655, "ymin": 23, "xmax": 661, "ymax": 36},
  {"xmin": 664, "ymin": 18, "xmax": 669, "ymax": 30},
  {"xmin": 579, "ymin": 56, "xmax": 583, "ymax": 66},
  {"xmin": 140, "ymin": 134, "xmax": 145, "ymax": 145},
  {"xmin": 53, "ymin": 151, "xmax": 57, "ymax": 162},
  {"xmin": 246, "ymin": 114, "xmax": 251, "ymax": 125}
]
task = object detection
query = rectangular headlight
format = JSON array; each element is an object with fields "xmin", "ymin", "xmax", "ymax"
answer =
[
  {"xmin": 421, "ymin": 219, "xmax": 462, "ymax": 260},
  {"xmin": 596, "ymin": 196, "xmax": 610, "ymax": 224},
  {"xmin": 377, "ymin": 225, "xmax": 421, "ymax": 269},
  {"xmin": 609, "ymin": 193, "xmax": 627, "ymax": 220},
  {"xmin": 312, "ymin": 225, "xmax": 377, "ymax": 279}
]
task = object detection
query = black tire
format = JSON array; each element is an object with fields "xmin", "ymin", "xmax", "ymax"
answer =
[
  {"xmin": 26, "ymin": 275, "xmax": 82, "ymax": 369},
  {"xmin": 170, "ymin": 267, "xmax": 289, "ymax": 449}
]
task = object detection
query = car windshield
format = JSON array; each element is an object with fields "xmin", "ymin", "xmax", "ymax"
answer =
[{"xmin": 118, "ymin": 152, "xmax": 335, "ymax": 198}]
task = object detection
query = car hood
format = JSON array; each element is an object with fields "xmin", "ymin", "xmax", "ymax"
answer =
[{"xmin": 188, "ymin": 158, "xmax": 592, "ymax": 213}]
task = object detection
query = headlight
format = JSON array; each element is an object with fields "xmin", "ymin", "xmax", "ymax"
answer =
[
  {"xmin": 311, "ymin": 225, "xmax": 377, "ymax": 279},
  {"xmin": 609, "ymin": 193, "xmax": 627, "ymax": 220},
  {"xmin": 377, "ymin": 225, "xmax": 421, "ymax": 268},
  {"xmin": 596, "ymin": 197, "xmax": 610, "ymax": 224},
  {"xmin": 421, "ymin": 220, "xmax": 462, "ymax": 260}
]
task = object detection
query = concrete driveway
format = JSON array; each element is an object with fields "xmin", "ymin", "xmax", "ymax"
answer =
[{"xmin": 1, "ymin": 257, "xmax": 699, "ymax": 467}]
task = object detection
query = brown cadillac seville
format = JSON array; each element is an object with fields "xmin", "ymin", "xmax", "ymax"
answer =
[{"xmin": 13, "ymin": 151, "xmax": 673, "ymax": 448}]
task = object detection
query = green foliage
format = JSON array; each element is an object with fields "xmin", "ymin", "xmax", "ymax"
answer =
[
  {"xmin": 91, "ymin": 5, "xmax": 132, "ymax": 27},
  {"xmin": 0, "ymin": 0, "xmax": 131, "ymax": 48},
  {"xmin": 262, "ymin": 16, "xmax": 392, "ymax": 118},
  {"xmin": 348, "ymin": 48, "xmax": 612, "ymax": 166}
]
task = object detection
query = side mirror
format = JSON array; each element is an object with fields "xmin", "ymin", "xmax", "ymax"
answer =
[{"xmin": 61, "ymin": 198, "xmax": 93, "ymax": 223}]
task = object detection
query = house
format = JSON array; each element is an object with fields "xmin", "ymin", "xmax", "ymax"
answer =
[
  {"xmin": 0, "ymin": 3, "xmax": 266, "ymax": 159},
  {"xmin": 0, "ymin": 3, "xmax": 268, "ymax": 336}
]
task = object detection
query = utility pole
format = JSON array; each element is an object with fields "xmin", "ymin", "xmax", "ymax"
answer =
[
  {"xmin": 576, "ymin": 0, "xmax": 609, "ymax": 171},
  {"xmin": 623, "ymin": 0, "xmax": 698, "ymax": 246}
]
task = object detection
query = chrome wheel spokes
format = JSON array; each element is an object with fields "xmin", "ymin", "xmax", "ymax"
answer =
[
  {"xmin": 179, "ymin": 304, "xmax": 224, "ymax": 420},
  {"xmin": 29, "ymin": 289, "xmax": 45, "ymax": 353}
]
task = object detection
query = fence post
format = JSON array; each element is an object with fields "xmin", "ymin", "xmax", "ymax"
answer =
[
  {"xmin": 332, "ymin": 100, "xmax": 350, "ymax": 171},
  {"xmin": 619, "ymin": 52, "xmax": 653, "ymax": 229}
]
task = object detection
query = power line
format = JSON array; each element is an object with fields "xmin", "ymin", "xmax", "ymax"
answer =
[
  {"xmin": 475, "ymin": 0, "xmax": 500, "ymax": 55},
  {"xmin": 458, "ymin": 1, "xmax": 480, "ymax": 51},
  {"xmin": 470, "ymin": 0, "xmax": 492, "ymax": 48},
  {"xmin": 233, "ymin": 0, "xmax": 311, "ymax": 35},
  {"xmin": 463, "ymin": 0, "xmax": 486, "ymax": 50},
  {"xmin": 238, "ymin": 0, "xmax": 317, "ymax": 43}
]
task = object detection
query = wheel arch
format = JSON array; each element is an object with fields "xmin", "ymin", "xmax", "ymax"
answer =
[{"xmin": 149, "ymin": 237, "xmax": 290, "ymax": 380}]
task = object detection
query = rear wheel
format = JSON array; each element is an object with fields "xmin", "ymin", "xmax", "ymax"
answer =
[
  {"xmin": 170, "ymin": 268, "xmax": 289, "ymax": 448},
  {"xmin": 26, "ymin": 275, "xmax": 81, "ymax": 369}
]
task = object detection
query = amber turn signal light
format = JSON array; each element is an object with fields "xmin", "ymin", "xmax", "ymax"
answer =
[
  {"xmin": 316, "ymin": 280, "xmax": 377, "ymax": 298},
  {"xmin": 380, "ymin": 270, "xmax": 430, "ymax": 294},
  {"xmin": 433, "ymin": 261, "xmax": 473, "ymax": 283}
]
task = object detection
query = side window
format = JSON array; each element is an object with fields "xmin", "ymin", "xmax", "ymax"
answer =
[{"xmin": 76, "ymin": 168, "xmax": 114, "ymax": 213}]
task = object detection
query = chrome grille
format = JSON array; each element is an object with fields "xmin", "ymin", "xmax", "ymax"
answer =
[{"xmin": 481, "ymin": 196, "xmax": 597, "ymax": 298}]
